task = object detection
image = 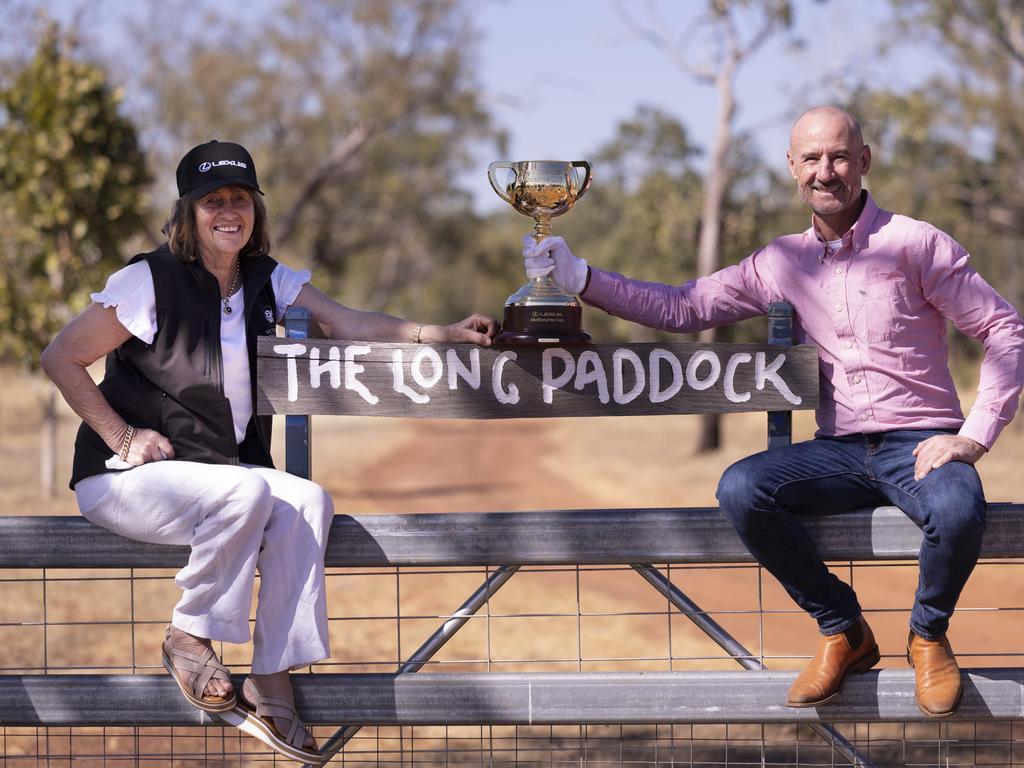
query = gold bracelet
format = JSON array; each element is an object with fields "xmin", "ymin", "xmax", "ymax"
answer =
[
  {"xmin": 412, "ymin": 323, "xmax": 423, "ymax": 344},
  {"xmin": 118, "ymin": 424, "xmax": 135, "ymax": 462}
]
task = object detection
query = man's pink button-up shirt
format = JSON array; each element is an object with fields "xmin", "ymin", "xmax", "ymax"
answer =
[{"xmin": 583, "ymin": 193, "xmax": 1024, "ymax": 449}]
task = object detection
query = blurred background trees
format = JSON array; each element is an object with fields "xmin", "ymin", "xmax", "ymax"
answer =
[
  {"xmin": 0, "ymin": 21, "xmax": 149, "ymax": 495},
  {"xmin": 618, "ymin": 0, "xmax": 797, "ymax": 450},
  {"xmin": 863, "ymin": 0, "xmax": 1024, "ymax": 371},
  {"xmin": 1, "ymin": 0, "xmax": 1022, "ymax": 489},
  {"xmin": 122, "ymin": 0, "xmax": 507, "ymax": 320}
]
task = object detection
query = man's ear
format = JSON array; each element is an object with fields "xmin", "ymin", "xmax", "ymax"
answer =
[
  {"xmin": 786, "ymin": 150, "xmax": 798, "ymax": 180},
  {"xmin": 861, "ymin": 144, "xmax": 872, "ymax": 175}
]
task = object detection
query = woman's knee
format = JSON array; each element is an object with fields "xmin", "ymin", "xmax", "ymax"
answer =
[
  {"xmin": 268, "ymin": 480, "xmax": 334, "ymax": 539},
  {"xmin": 218, "ymin": 470, "xmax": 274, "ymax": 526},
  {"xmin": 303, "ymin": 483, "xmax": 335, "ymax": 536}
]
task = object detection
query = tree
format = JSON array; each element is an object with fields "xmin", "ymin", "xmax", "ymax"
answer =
[
  {"xmin": 122, "ymin": 0, "xmax": 498, "ymax": 321},
  {"xmin": 621, "ymin": 0, "xmax": 796, "ymax": 451},
  {"xmin": 885, "ymin": 0, "xmax": 1024, "ymax": 317},
  {"xmin": 0, "ymin": 22, "xmax": 149, "ymax": 495},
  {"xmin": 554, "ymin": 106, "xmax": 704, "ymax": 343},
  {"xmin": 829, "ymin": 1, "xmax": 1024, "ymax": 394}
]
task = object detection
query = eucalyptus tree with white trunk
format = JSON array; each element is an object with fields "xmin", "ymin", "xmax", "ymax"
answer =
[{"xmin": 620, "ymin": 0, "xmax": 795, "ymax": 452}]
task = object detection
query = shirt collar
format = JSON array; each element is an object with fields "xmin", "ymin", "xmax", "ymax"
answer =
[{"xmin": 807, "ymin": 191, "xmax": 880, "ymax": 261}]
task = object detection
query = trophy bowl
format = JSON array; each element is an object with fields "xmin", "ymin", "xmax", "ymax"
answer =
[{"xmin": 488, "ymin": 160, "xmax": 592, "ymax": 345}]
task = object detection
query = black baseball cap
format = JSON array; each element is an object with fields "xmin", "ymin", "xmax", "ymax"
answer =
[{"xmin": 176, "ymin": 140, "xmax": 264, "ymax": 199}]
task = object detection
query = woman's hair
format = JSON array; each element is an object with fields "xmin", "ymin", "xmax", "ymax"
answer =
[{"xmin": 161, "ymin": 188, "xmax": 271, "ymax": 263}]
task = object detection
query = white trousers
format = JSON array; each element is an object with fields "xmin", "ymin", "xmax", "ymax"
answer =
[{"xmin": 75, "ymin": 461, "xmax": 333, "ymax": 675}]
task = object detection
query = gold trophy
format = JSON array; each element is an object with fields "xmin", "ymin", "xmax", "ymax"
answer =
[{"xmin": 488, "ymin": 160, "xmax": 592, "ymax": 344}]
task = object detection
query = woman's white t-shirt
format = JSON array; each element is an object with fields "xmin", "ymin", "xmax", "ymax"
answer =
[{"xmin": 91, "ymin": 260, "xmax": 311, "ymax": 443}]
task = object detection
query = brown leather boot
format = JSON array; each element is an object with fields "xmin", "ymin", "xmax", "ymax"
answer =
[
  {"xmin": 786, "ymin": 616, "xmax": 880, "ymax": 707},
  {"xmin": 907, "ymin": 631, "xmax": 962, "ymax": 717}
]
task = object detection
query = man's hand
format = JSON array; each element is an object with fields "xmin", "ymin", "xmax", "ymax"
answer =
[
  {"xmin": 912, "ymin": 434, "xmax": 986, "ymax": 481},
  {"xmin": 423, "ymin": 314, "xmax": 498, "ymax": 346},
  {"xmin": 522, "ymin": 235, "xmax": 589, "ymax": 295}
]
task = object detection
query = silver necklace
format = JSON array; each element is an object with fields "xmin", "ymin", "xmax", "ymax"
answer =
[{"xmin": 222, "ymin": 260, "xmax": 240, "ymax": 315}]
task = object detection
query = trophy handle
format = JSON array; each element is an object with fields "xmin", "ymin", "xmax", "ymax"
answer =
[
  {"xmin": 571, "ymin": 160, "xmax": 593, "ymax": 201},
  {"xmin": 487, "ymin": 162, "xmax": 516, "ymax": 204}
]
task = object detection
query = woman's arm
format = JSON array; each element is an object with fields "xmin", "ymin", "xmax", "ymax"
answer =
[
  {"xmin": 290, "ymin": 284, "xmax": 497, "ymax": 345},
  {"xmin": 40, "ymin": 303, "xmax": 174, "ymax": 464}
]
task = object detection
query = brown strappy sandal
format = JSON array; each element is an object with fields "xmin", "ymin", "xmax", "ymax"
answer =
[
  {"xmin": 160, "ymin": 625, "xmax": 236, "ymax": 713},
  {"xmin": 230, "ymin": 676, "xmax": 322, "ymax": 763}
]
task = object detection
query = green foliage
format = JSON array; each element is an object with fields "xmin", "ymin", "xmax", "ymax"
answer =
[
  {"xmin": 127, "ymin": 0, "xmax": 497, "ymax": 323},
  {"xmin": 0, "ymin": 23, "xmax": 148, "ymax": 370},
  {"xmin": 851, "ymin": 1, "xmax": 1024, "ymax": 361}
]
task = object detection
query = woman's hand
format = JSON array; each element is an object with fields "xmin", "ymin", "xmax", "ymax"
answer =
[
  {"xmin": 421, "ymin": 314, "xmax": 498, "ymax": 346},
  {"xmin": 124, "ymin": 428, "xmax": 176, "ymax": 465}
]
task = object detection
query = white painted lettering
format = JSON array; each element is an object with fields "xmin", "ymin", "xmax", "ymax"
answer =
[
  {"xmin": 446, "ymin": 348, "xmax": 481, "ymax": 390},
  {"xmin": 723, "ymin": 352, "xmax": 752, "ymax": 403},
  {"xmin": 492, "ymin": 350, "xmax": 520, "ymax": 404},
  {"xmin": 755, "ymin": 352, "xmax": 801, "ymax": 405},
  {"xmin": 392, "ymin": 349, "xmax": 428, "ymax": 403},
  {"xmin": 309, "ymin": 346, "xmax": 341, "ymax": 389},
  {"xmin": 541, "ymin": 348, "xmax": 575, "ymax": 404},
  {"xmin": 344, "ymin": 345, "xmax": 378, "ymax": 405},
  {"xmin": 411, "ymin": 347, "xmax": 444, "ymax": 390},
  {"xmin": 686, "ymin": 350, "xmax": 721, "ymax": 391},
  {"xmin": 612, "ymin": 349, "xmax": 645, "ymax": 404},
  {"xmin": 648, "ymin": 349, "xmax": 683, "ymax": 403},
  {"xmin": 273, "ymin": 343, "xmax": 307, "ymax": 402},
  {"xmin": 574, "ymin": 350, "xmax": 609, "ymax": 404}
]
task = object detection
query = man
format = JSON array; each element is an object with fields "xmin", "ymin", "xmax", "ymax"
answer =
[{"xmin": 523, "ymin": 106, "xmax": 1024, "ymax": 717}]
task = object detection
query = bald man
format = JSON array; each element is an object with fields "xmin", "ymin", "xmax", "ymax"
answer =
[{"xmin": 523, "ymin": 106, "xmax": 1024, "ymax": 716}]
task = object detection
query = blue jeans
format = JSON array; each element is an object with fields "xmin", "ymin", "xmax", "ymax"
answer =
[{"xmin": 716, "ymin": 430, "xmax": 986, "ymax": 640}]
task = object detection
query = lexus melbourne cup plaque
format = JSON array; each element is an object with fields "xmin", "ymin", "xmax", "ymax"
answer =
[{"xmin": 488, "ymin": 160, "xmax": 592, "ymax": 344}]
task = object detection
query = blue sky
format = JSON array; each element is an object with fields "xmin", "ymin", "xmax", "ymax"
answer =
[{"xmin": 44, "ymin": 0, "xmax": 939, "ymax": 211}]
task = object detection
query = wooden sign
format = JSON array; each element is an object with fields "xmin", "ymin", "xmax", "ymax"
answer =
[{"xmin": 256, "ymin": 338, "xmax": 819, "ymax": 419}]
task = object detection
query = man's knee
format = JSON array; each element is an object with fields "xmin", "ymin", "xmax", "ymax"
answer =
[
  {"xmin": 920, "ymin": 463, "xmax": 986, "ymax": 541},
  {"xmin": 717, "ymin": 457, "xmax": 768, "ymax": 524}
]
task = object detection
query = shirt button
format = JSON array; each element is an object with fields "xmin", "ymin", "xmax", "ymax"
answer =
[
  {"xmin": 835, "ymin": 303, "xmax": 845, "ymax": 312},
  {"xmin": 835, "ymin": 266, "xmax": 843, "ymax": 274},
  {"xmin": 861, "ymin": 413, "xmax": 871, "ymax": 422},
  {"xmin": 853, "ymin": 375, "xmax": 862, "ymax": 384},
  {"xmin": 844, "ymin": 341, "xmax": 854, "ymax": 349}
]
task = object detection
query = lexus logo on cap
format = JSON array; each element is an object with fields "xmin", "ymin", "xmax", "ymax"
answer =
[{"xmin": 198, "ymin": 160, "xmax": 248, "ymax": 173}]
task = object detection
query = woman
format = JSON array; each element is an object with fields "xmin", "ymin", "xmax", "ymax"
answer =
[{"xmin": 41, "ymin": 140, "xmax": 496, "ymax": 763}]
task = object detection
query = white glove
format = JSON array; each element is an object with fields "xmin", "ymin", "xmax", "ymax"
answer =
[
  {"xmin": 522, "ymin": 235, "xmax": 588, "ymax": 295},
  {"xmin": 523, "ymin": 234, "xmax": 556, "ymax": 279}
]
